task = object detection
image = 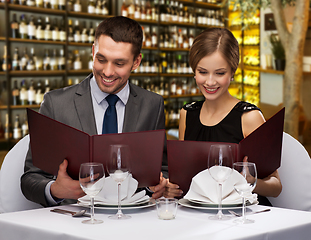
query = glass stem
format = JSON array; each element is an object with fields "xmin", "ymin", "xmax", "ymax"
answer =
[
  {"xmin": 91, "ymin": 197, "xmax": 95, "ymax": 222},
  {"xmin": 217, "ymin": 183, "xmax": 223, "ymax": 218},
  {"xmin": 117, "ymin": 182, "xmax": 122, "ymax": 216},
  {"xmin": 242, "ymin": 197, "xmax": 246, "ymax": 222}
]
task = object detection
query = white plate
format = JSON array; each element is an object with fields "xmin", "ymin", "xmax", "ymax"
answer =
[
  {"xmin": 79, "ymin": 197, "xmax": 150, "ymax": 207},
  {"xmin": 179, "ymin": 198, "xmax": 258, "ymax": 210},
  {"xmin": 78, "ymin": 199, "xmax": 156, "ymax": 210}
]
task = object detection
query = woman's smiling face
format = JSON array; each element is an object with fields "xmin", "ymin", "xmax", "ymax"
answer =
[{"xmin": 195, "ymin": 51, "xmax": 232, "ymax": 101}]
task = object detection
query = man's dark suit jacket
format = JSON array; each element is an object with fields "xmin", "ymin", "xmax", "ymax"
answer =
[{"xmin": 21, "ymin": 74, "xmax": 166, "ymax": 207}]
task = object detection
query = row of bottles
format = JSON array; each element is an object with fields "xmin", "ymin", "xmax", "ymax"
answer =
[
  {"xmin": 0, "ymin": 113, "xmax": 28, "ymax": 140},
  {"xmin": 11, "ymin": 14, "xmax": 97, "ymax": 43},
  {"xmin": 243, "ymin": 48, "xmax": 260, "ymax": 67},
  {"xmin": 121, "ymin": 0, "xmax": 225, "ymax": 27},
  {"xmin": 0, "ymin": 77, "xmax": 81, "ymax": 106},
  {"xmin": 130, "ymin": 77, "xmax": 199, "ymax": 96},
  {"xmin": 9, "ymin": 0, "xmax": 66, "ymax": 10},
  {"xmin": 158, "ymin": 52, "xmax": 192, "ymax": 74},
  {"xmin": 1, "ymin": 46, "xmax": 92, "ymax": 71}
]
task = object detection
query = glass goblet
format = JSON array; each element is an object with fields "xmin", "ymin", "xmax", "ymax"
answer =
[
  {"xmin": 79, "ymin": 162, "xmax": 105, "ymax": 224},
  {"xmin": 107, "ymin": 144, "xmax": 131, "ymax": 220},
  {"xmin": 207, "ymin": 144, "xmax": 233, "ymax": 220},
  {"xmin": 233, "ymin": 162, "xmax": 257, "ymax": 224}
]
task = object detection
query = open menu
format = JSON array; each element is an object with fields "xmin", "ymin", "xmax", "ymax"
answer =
[
  {"xmin": 167, "ymin": 108, "xmax": 285, "ymax": 194},
  {"xmin": 27, "ymin": 108, "xmax": 165, "ymax": 187}
]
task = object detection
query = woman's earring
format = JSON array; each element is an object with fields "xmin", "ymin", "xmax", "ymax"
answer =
[{"xmin": 231, "ymin": 77, "xmax": 234, "ymax": 81}]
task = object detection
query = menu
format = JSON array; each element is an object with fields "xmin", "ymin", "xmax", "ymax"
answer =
[
  {"xmin": 167, "ymin": 108, "xmax": 285, "ymax": 194},
  {"xmin": 27, "ymin": 108, "xmax": 165, "ymax": 187}
]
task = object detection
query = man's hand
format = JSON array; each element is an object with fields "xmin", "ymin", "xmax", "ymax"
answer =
[
  {"xmin": 163, "ymin": 180, "xmax": 183, "ymax": 198},
  {"xmin": 50, "ymin": 160, "xmax": 85, "ymax": 200},
  {"xmin": 149, "ymin": 172, "xmax": 168, "ymax": 199}
]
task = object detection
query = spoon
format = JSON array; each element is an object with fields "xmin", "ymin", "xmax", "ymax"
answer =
[
  {"xmin": 50, "ymin": 208, "xmax": 91, "ymax": 217},
  {"xmin": 229, "ymin": 208, "xmax": 271, "ymax": 217}
]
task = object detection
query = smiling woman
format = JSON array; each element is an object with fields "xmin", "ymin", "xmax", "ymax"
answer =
[{"xmin": 164, "ymin": 28, "xmax": 282, "ymax": 206}]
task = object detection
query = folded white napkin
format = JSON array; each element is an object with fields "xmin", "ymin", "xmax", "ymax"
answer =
[
  {"xmin": 184, "ymin": 168, "xmax": 257, "ymax": 204},
  {"xmin": 79, "ymin": 174, "xmax": 149, "ymax": 205}
]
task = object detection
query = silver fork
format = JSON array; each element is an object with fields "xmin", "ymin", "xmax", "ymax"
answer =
[{"xmin": 229, "ymin": 208, "xmax": 271, "ymax": 217}]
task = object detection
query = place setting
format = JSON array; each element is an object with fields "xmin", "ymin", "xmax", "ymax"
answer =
[
  {"xmin": 77, "ymin": 144, "xmax": 155, "ymax": 222},
  {"xmin": 178, "ymin": 144, "xmax": 261, "ymax": 224}
]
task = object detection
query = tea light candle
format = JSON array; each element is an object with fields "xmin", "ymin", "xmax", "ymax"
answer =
[{"xmin": 159, "ymin": 210, "xmax": 175, "ymax": 220}]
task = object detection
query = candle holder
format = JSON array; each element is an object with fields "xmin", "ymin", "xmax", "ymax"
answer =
[{"xmin": 155, "ymin": 198, "xmax": 178, "ymax": 220}]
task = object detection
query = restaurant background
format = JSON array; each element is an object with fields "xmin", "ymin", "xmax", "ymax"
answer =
[{"xmin": 0, "ymin": 0, "xmax": 310, "ymax": 168}]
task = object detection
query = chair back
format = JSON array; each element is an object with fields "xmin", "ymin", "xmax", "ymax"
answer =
[
  {"xmin": 268, "ymin": 132, "xmax": 311, "ymax": 211},
  {"xmin": 0, "ymin": 135, "xmax": 42, "ymax": 213}
]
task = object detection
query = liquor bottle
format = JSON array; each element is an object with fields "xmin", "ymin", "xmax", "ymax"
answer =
[
  {"xmin": 134, "ymin": 0, "xmax": 141, "ymax": 19},
  {"xmin": 88, "ymin": 22, "xmax": 95, "ymax": 43},
  {"xmin": 73, "ymin": 50, "xmax": 82, "ymax": 70},
  {"xmin": 87, "ymin": 0, "xmax": 95, "ymax": 14},
  {"xmin": 21, "ymin": 115, "xmax": 29, "ymax": 137},
  {"xmin": 0, "ymin": 81, "xmax": 8, "ymax": 105},
  {"xmin": 35, "ymin": 79, "xmax": 44, "ymax": 105},
  {"xmin": 36, "ymin": 0, "xmax": 43, "ymax": 7},
  {"xmin": 27, "ymin": 15, "xmax": 36, "ymax": 40},
  {"xmin": 144, "ymin": 26, "xmax": 151, "ymax": 47},
  {"xmin": 189, "ymin": 29, "xmax": 194, "ymax": 47},
  {"xmin": 19, "ymin": 0, "xmax": 26, "ymax": 5},
  {"xmin": 44, "ymin": 78, "xmax": 51, "ymax": 93},
  {"xmin": 102, "ymin": 0, "xmax": 109, "ymax": 15},
  {"xmin": 26, "ymin": 47, "xmax": 36, "ymax": 71},
  {"xmin": 50, "ymin": 0, "xmax": 58, "ymax": 9},
  {"xmin": 27, "ymin": 79, "xmax": 36, "ymax": 105},
  {"xmin": 95, "ymin": 0, "xmax": 101, "ymax": 14},
  {"xmin": 171, "ymin": 1, "xmax": 177, "ymax": 22},
  {"xmin": 88, "ymin": 52, "xmax": 93, "ymax": 69},
  {"xmin": 12, "ymin": 80, "xmax": 20, "ymax": 105},
  {"xmin": 141, "ymin": 0, "xmax": 146, "ymax": 20},
  {"xmin": 50, "ymin": 49, "xmax": 58, "ymax": 70},
  {"xmin": 43, "ymin": 0, "xmax": 51, "ymax": 8},
  {"xmin": 73, "ymin": 19, "xmax": 81, "ymax": 43},
  {"xmin": 177, "ymin": 28, "xmax": 183, "ymax": 48},
  {"xmin": 67, "ymin": 78, "xmax": 73, "ymax": 86},
  {"xmin": 73, "ymin": 0, "xmax": 81, "ymax": 12},
  {"xmin": 36, "ymin": 17, "xmax": 44, "ymax": 40},
  {"xmin": 150, "ymin": 53, "xmax": 158, "ymax": 73},
  {"xmin": 121, "ymin": 0, "xmax": 128, "ymax": 17},
  {"xmin": 58, "ymin": 49, "xmax": 65, "ymax": 70},
  {"xmin": 182, "ymin": 29, "xmax": 189, "ymax": 49},
  {"xmin": 170, "ymin": 78, "xmax": 176, "ymax": 95},
  {"xmin": 44, "ymin": 17, "xmax": 52, "ymax": 41},
  {"xmin": 2, "ymin": 46, "xmax": 11, "ymax": 71},
  {"xmin": 67, "ymin": 51, "xmax": 73, "ymax": 70},
  {"xmin": 43, "ymin": 49, "xmax": 51, "ymax": 70},
  {"xmin": 145, "ymin": 0, "xmax": 151, "ymax": 20},
  {"xmin": 159, "ymin": 0, "xmax": 166, "ymax": 22},
  {"xmin": 58, "ymin": 0, "xmax": 65, "ymax": 10},
  {"xmin": 160, "ymin": 52, "xmax": 167, "ymax": 73},
  {"xmin": 19, "ymin": 14, "xmax": 28, "ymax": 39},
  {"xmin": 4, "ymin": 113, "xmax": 12, "ymax": 140},
  {"xmin": 68, "ymin": 19, "xmax": 74, "ymax": 42},
  {"xmin": 12, "ymin": 47, "xmax": 20, "ymax": 71},
  {"xmin": 59, "ymin": 18, "xmax": 66, "ymax": 41},
  {"xmin": 19, "ymin": 48, "xmax": 28, "ymax": 70},
  {"xmin": 81, "ymin": 21, "xmax": 88, "ymax": 43},
  {"xmin": 19, "ymin": 79, "xmax": 28, "ymax": 105},
  {"xmin": 13, "ymin": 115, "xmax": 22, "ymax": 140},
  {"xmin": 52, "ymin": 18, "xmax": 59, "ymax": 41},
  {"xmin": 151, "ymin": 26, "xmax": 157, "ymax": 47},
  {"xmin": 67, "ymin": 0, "xmax": 73, "ymax": 11},
  {"xmin": 151, "ymin": 0, "xmax": 158, "ymax": 21},
  {"xmin": 11, "ymin": 13, "xmax": 19, "ymax": 38},
  {"xmin": 127, "ymin": 0, "xmax": 135, "ymax": 18}
]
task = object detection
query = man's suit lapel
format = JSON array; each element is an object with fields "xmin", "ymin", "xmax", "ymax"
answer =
[
  {"xmin": 74, "ymin": 74, "xmax": 97, "ymax": 135},
  {"xmin": 123, "ymin": 83, "xmax": 139, "ymax": 133}
]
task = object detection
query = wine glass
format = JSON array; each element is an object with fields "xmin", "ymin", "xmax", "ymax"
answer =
[
  {"xmin": 107, "ymin": 144, "xmax": 131, "ymax": 220},
  {"xmin": 233, "ymin": 162, "xmax": 257, "ymax": 224},
  {"xmin": 207, "ymin": 144, "xmax": 233, "ymax": 220},
  {"xmin": 79, "ymin": 162, "xmax": 105, "ymax": 224}
]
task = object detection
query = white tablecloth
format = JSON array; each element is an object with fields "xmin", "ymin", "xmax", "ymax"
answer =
[{"xmin": 0, "ymin": 204, "xmax": 311, "ymax": 240}]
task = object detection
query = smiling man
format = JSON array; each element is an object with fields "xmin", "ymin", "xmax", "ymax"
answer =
[{"xmin": 21, "ymin": 16, "xmax": 167, "ymax": 207}]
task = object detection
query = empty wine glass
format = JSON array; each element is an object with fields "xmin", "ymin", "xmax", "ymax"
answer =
[
  {"xmin": 207, "ymin": 144, "xmax": 233, "ymax": 220},
  {"xmin": 233, "ymin": 162, "xmax": 257, "ymax": 224},
  {"xmin": 79, "ymin": 162, "xmax": 105, "ymax": 224},
  {"xmin": 107, "ymin": 144, "xmax": 131, "ymax": 220}
]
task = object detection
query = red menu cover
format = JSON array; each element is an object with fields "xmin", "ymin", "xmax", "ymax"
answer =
[
  {"xmin": 167, "ymin": 108, "xmax": 285, "ymax": 194},
  {"xmin": 27, "ymin": 108, "xmax": 165, "ymax": 187}
]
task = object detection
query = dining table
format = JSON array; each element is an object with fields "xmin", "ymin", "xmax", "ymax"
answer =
[{"xmin": 0, "ymin": 201, "xmax": 311, "ymax": 240}]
